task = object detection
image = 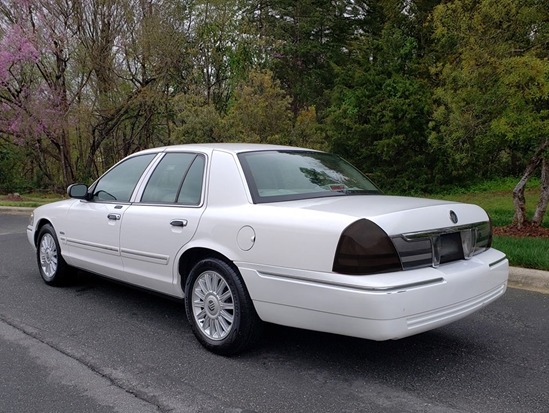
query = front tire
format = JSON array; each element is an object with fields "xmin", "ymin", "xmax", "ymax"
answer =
[
  {"xmin": 184, "ymin": 258, "xmax": 262, "ymax": 355},
  {"xmin": 36, "ymin": 224, "xmax": 72, "ymax": 286}
]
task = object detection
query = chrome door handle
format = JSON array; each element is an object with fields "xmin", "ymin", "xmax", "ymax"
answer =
[
  {"xmin": 107, "ymin": 213, "xmax": 121, "ymax": 220},
  {"xmin": 170, "ymin": 220, "xmax": 188, "ymax": 227}
]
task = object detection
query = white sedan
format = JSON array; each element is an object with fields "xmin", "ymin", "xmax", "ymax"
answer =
[{"xmin": 27, "ymin": 144, "xmax": 509, "ymax": 355}]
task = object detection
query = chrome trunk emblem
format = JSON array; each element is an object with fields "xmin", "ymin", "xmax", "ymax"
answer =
[{"xmin": 449, "ymin": 210, "xmax": 458, "ymax": 224}]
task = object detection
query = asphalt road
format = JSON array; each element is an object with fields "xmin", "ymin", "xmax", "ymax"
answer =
[{"xmin": 1, "ymin": 213, "xmax": 548, "ymax": 413}]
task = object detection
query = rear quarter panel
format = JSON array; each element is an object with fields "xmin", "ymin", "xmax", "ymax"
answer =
[{"xmin": 191, "ymin": 149, "xmax": 352, "ymax": 273}]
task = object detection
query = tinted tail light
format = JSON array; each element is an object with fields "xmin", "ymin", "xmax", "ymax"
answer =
[{"xmin": 333, "ymin": 219, "xmax": 402, "ymax": 275}]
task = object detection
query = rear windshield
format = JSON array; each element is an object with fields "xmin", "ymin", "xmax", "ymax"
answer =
[{"xmin": 238, "ymin": 150, "xmax": 382, "ymax": 203}]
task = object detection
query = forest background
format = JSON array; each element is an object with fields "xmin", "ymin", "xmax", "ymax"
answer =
[{"xmin": 2, "ymin": 0, "xmax": 549, "ymax": 228}]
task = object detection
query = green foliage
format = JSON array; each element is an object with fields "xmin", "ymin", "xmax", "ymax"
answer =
[
  {"xmin": 261, "ymin": 0, "xmax": 364, "ymax": 112},
  {"xmin": 0, "ymin": 145, "xmax": 39, "ymax": 193},
  {"xmin": 430, "ymin": 0, "xmax": 549, "ymax": 184},
  {"xmin": 425, "ymin": 176, "xmax": 540, "ymax": 196},
  {"xmin": 171, "ymin": 92, "xmax": 221, "ymax": 144},
  {"xmin": 170, "ymin": 69, "xmax": 327, "ymax": 149},
  {"xmin": 218, "ymin": 69, "xmax": 294, "ymax": 143},
  {"xmin": 290, "ymin": 106, "xmax": 327, "ymax": 150},
  {"xmin": 326, "ymin": 24, "xmax": 437, "ymax": 193}
]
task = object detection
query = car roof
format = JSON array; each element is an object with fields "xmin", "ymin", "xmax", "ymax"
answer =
[{"xmin": 133, "ymin": 143, "xmax": 320, "ymax": 157}]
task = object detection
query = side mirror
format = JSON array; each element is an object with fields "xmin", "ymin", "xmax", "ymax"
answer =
[{"xmin": 67, "ymin": 184, "xmax": 89, "ymax": 200}]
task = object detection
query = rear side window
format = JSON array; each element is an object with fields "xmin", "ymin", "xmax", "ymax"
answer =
[
  {"xmin": 141, "ymin": 153, "xmax": 205, "ymax": 205},
  {"xmin": 177, "ymin": 155, "xmax": 205, "ymax": 205}
]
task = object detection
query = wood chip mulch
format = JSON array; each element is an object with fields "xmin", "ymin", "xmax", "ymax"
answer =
[
  {"xmin": 0, "ymin": 194, "xmax": 25, "ymax": 201},
  {"xmin": 493, "ymin": 224, "xmax": 549, "ymax": 238}
]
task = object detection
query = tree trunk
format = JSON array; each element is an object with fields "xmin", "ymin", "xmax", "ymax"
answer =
[
  {"xmin": 532, "ymin": 158, "xmax": 549, "ymax": 226},
  {"xmin": 513, "ymin": 175, "xmax": 529, "ymax": 228},
  {"xmin": 512, "ymin": 139, "xmax": 549, "ymax": 228},
  {"xmin": 59, "ymin": 129, "xmax": 75, "ymax": 187}
]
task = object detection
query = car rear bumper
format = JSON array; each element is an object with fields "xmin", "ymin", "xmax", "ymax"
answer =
[{"xmin": 237, "ymin": 248, "xmax": 508, "ymax": 340}]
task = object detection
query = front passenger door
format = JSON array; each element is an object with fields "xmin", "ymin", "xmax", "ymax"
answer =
[{"xmin": 64, "ymin": 153, "xmax": 157, "ymax": 280}]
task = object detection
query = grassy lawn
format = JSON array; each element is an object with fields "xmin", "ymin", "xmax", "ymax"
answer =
[
  {"xmin": 0, "ymin": 193, "xmax": 65, "ymax": 208},
  {"xmin": 491, "ymin": 237, "xmax": 549, "ymax": 270}
]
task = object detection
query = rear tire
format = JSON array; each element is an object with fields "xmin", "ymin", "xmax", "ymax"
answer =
[
  {"xmin": 36, "ymin": 224, "xmax": 72, "ymax": 286},
  {"xmin": 184, "ymin": 258, "xmax": 262, "ymax": 355}
]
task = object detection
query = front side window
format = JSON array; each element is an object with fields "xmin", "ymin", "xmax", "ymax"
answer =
[
  {"xmin": 92, "ymin": 154, "xmax": 156, "ymax": 202},
  {"xmin": 239, "ymin": 150, "xmax": 381, "ymax": 203},
  {"xmin": 141, "ymin": 153, "xmax": 205, "ymax": 205}
]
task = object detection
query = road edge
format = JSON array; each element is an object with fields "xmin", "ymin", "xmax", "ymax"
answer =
[{"xmin": 508, "ymin": 266, "xmax": 549, "ymax": 294}]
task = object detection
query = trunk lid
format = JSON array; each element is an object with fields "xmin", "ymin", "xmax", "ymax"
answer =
[{"xmin": 271, "ymin": 195, "xmax": 488, "ymax": 236}]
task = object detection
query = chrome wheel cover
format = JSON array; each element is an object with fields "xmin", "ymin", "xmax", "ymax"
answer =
[
  {"xmin": 191, "ymin": 270, "xmax": 235, "ymax": 340},
  {"xmin": 39, "ymin": 233, "xmax": 58, "ymax": 279}
]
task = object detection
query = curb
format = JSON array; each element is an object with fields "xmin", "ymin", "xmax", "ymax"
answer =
[
  {"xmin": 508, "ymin": 267, "xmax": 549, "ymax": 294},
  {"xmin": 1, "ymin": 207, "xmax": 548, "ymax": 293},
  {"xmin": 0, "ymin": 206, "xmax": 35, "ymax": 215}
]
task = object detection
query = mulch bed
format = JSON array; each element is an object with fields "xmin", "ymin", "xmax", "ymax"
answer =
[
  {"xmin": 493, "ymin": 223, "xmax": 549, "ymax": 238},
  {"xmin": 0, "ymin": 193, "xmax": 26, "ymax": 201}
]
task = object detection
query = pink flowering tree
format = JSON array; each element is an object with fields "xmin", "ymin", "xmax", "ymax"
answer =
[{"xmin": 0, "ymin": 0, "xmax": 75, "ymax": 187}]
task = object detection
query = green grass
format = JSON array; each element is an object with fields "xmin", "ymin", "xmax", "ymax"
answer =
[
  {"xmin": 492, "ymin": 236, "xmax": 549, "ymax": 271},
  {"xmin": 0, "ymin": 192, "xmax": 65, "ymax": 208}
]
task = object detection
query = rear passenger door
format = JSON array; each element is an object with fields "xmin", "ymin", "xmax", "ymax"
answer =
[{"xmin": 119, "ymin": 152, "xmax": 206, "ymax": 296}]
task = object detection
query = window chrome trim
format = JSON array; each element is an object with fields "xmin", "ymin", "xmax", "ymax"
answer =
[{"xmin": 130, "ymin": 153, "xmax": 165, "ymax": 202}]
